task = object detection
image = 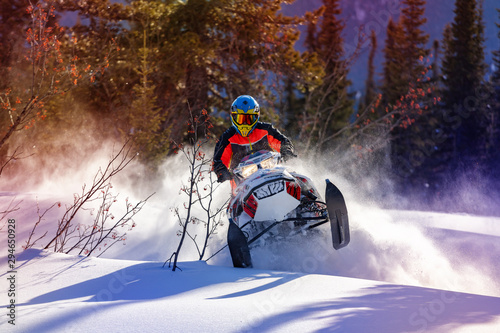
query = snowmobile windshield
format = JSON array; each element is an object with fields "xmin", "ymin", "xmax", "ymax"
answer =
[
  {"xmin": 260, "ymin": 157, "xmax": 277, "ymax": 169},
  {"xmin": 233, "ymin": 150, "xmax": 281, "ymax": 179}
]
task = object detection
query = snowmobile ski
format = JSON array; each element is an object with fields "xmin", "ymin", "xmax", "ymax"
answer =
[
  {"xmin": 227, "ymin": 220, "xmax": 253, "ymax": 268},
  {"xmin": 325, "ymin": 179, "xmax": 350, "ymax": 250}
]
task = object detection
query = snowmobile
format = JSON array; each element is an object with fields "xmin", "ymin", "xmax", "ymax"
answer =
[{"xmin": 226, "ymin": 150, "xmax": 350, "ymax": 268}]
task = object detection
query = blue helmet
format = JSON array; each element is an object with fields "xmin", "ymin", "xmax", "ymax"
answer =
[{"xmin": 230, "ymin": 95, "xmax": 260, "ymax": 137}]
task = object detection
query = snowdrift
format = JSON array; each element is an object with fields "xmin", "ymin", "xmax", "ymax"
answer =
[{"xmin": 2, "ymin": 249, "xmax": 500, "ymax": 333}]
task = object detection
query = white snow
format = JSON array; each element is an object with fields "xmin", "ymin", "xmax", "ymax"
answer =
[
  {"xmin": 1, "ymin": 153, "xmax": 500, "ymax": 332},
  {"xmin": 3, "ymin": 247, "xmax": 500, "ymax": 333}
]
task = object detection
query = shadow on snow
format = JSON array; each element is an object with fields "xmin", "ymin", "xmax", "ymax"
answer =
[
  {"xmin": 246, "ymin": 284, "xmax": 500, "ymax": 333},
  {"xmin": 15, "ymin": 249, "xmax": 500, "ymax": 333}
]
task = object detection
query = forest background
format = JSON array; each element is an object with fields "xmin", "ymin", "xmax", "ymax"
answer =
[{"xmin": 1, "ymin": 0, "xmax": 500, "ymax": 215}]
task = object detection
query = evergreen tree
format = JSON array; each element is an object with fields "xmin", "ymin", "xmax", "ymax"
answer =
[
  {"xmin": 382, "ymin": 0, "xmax": 429, "ymax": 106},
  {"xmin": 381, "ymin": 17, "xmax": 407, "ymax": 106},
  {"xmin": 0, "ymin": 0, "xmax": 31, "ymax": 152},
  {"xmin": 1, "ymin": 0, "xmax": 327, "ymax": 173},
  {"xmin": 431, "ymin": 40, "xmax": 441, "ymax": 83},
  {"xmin": 488, "ymin": 8, "xmax": 500, "ymax": 179},
  {"xmin": 283, "ymin": 8, "xmax": 323, "ymax": 138},
  {"xmin": 157, "ymin": 0, "xmax": 320, "ymax": 142},
  {"xmin": 54, "ymin": 0, "xmax": 321, "ymax": 161},
  {"xmin": 304, "ymin": 8, "xmax": 322, "ymax": 54},
  {"xmin": 55, "ymin": 0, "xmax": 128, "ymax": 125},
  {"xmin": 363, "ymin": 29, "xmax": 378, "ymax": 111},
  {"xmin": 401, "ymin": 0, "xmax": 429, "ymax": 83},
  {"xmin": 316, "ymin": 0, "xmax": 345, "ymax": 74},
  {"xmin": 441, "ymin": 0, "xmax": 487, "ymax": 171},
  {"xmin": 126, "ymin": 1, "xmax": 172, "ymax": 167},
  {"xmin": 281, "ymin": 78, "xmax": 303, "ymax": 137},
  {"xmin": 299, "ymin": 0, "xmax": 353, "ymax": 153},
  {"xmin": 381, "ymin": 1, "xmax": 436, "ymax": 189},
  {"xmin": 432, "ymin": 23, "xmax": 459, "ymax": 171},
  {"xmin": 395, "ymin": 0, "xmax": 437, "ymax": 190},
  {"xmin": 492, "ymin": 8, "xmax": 500, "ymax": 99},
  {"xmin": 0, "ymin": 0, "xmax": 28, "ymax": 91}
]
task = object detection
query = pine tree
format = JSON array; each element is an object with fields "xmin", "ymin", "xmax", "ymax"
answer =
[
  {"xmin": 488, "ymin": 8, "xmax": 500, "ymax": 179},
  {"xmin": 304, "ymin": 8, "xmax": 322, "ymax": 54},
  {"xmin": 316, "ymin": 0, "xmax": 345, "ymax": 73},
  {"xmin": 432, "ymin": 23, "xmax": 459, "ymax": 171},
  {"xmin": 158, "ymin": 0, "xmax": 321, "ymax": 142},
  {"xmin": 441, "ymin": 0, "xmax": 487, "ymax": 170},
  {"xmin": 364, "ymin": 29, "xmax": 378, "ymax": 110},
  {"xmin": 382, "ymin": 0, "xmax": 429, "ymax": 107},
  {"xmin": 299, "ymin": 0, "xmax": 353, "ymax": 153},
  {"xmin": 431, "ymin": 40, "xmax": 441, "ymax": 84},
  {"xmin": 0, "ymin": 0, "xmax": 28, "ymax": 91},
  {"xmin": 381, "ymin": 17, "xmax": 407, "ymax": 106},
  {"xmin": 381, "ymin": 1, "xmax": 435, "ymax": 189},
  {"xmin": 282, "ymin": 8, "xmax": 324, "ymax": 138},
  {"xmin": 492, "ymin": 8, "xmax": 500, "ymax": 92},
  {"xmin": 0, "ymin": 0, "xmax": 30, "ymax": 154},
  {"xmin": 401, "ymin": 0, "xmax": 429, "ymax": 83},
  {"xmin": 128, "ymin": 26, "xmax": 170, "ymax": 167},
  {"xmin": 395, "ymin": 0, "xmax": 438, "ymax": 191}
]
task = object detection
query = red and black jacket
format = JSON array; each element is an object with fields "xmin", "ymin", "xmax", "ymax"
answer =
[{"xmin": 213, "ymin": 122, "xmax": 294, "ymax": 176}]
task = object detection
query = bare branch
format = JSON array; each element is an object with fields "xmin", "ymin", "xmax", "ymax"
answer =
[
  {"xmin": 24, "ymin": 199, "xmax": 59, "ymax": 249},
  {"xmin": 0, "ymin": 197, "xmax": 22, "ymax": 231},
  {"xmin": 169, "ymin": 107, "xmax": 226, "ymax": 270},
  {"xmin": 43, "ymin": 139, "xmax": 138, "ymax": 252}
]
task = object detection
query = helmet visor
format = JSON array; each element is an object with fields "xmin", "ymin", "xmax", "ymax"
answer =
[{"xmin": 232, "ymin": 113, "xmax": 258, "ymax": 126}]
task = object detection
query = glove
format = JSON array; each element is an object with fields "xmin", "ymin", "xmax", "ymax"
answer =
[
  {"xmin": 281, "ymin": 145, "xmax": 297, "ymax": 162},
  {"xmin": 217, "ymin": 168, "xmax": 232, "ymax": 183}
]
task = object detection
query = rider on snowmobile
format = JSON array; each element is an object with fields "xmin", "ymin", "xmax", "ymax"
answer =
[{"xmin": 213, "ymin": 95, "xmax": 296, "ymax": 184}]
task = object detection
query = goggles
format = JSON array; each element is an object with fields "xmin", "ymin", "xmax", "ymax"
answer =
[{"xmin": 232, "ymin": 113, "xmax": 258, "ymax": 126}]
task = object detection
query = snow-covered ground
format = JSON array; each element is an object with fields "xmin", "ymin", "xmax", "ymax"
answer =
[
  {"xmin": 4, "ymin": 249, "xmax": 500, "ymax": 333},
  {"xmin": 1, "ymin": 153, "xmax": 500, "ymax": 332}
]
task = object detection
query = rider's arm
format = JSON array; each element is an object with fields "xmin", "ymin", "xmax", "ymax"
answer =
[
  {"xmin": 259, "ymin": 123, "xmax": 297, "ymax": 160},
  {"xmin": 213, "ymin": 128, "xmax": 235, "ymax": 182}
]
